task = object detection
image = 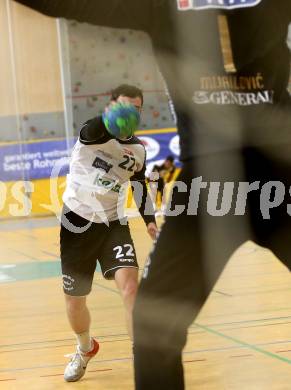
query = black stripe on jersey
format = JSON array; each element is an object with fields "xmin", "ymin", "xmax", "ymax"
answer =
[
  {"xmin": 130, "ymin": 164, "xmax": 156, "ymax": 226},
  {"xmin": 118, "ymin": 135, "xmax": 145, "ymax": 147},
  {"xmin": 79, "ymin": 116, "xmax": 112, "ymax": 145}
]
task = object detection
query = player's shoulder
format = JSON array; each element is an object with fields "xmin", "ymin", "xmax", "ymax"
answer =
[
  {"xmin": 81, "ymin": 115, "xmax": 103, "ymax": 129},
  {"xmin": 80, "ymin": 116, "xmax": 111, "ymax": 144},
  {"xmin": 120, "ymin": 135, "xmax": 145, "ymax": 148}
]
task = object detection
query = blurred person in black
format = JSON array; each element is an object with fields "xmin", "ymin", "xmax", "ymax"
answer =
[
  {"xmin": 14, "ymin": 1, "xmax": 291, "ymax": 388},
  {"xmin": 150, "ymin": 155, "xmax": 176, "ymax": 210}
]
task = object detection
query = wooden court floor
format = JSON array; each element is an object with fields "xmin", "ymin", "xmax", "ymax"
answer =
[{"xmin": 1, "ymin": 216, "xmax": 291, "ymax": 389}]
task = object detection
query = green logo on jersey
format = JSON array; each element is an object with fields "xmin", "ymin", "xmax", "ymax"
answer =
[{"xmin": 93, "ymin": 173, "xmax": 122, "ymax": 193}]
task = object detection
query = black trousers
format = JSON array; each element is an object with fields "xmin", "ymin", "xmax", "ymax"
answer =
[{"xmin": 133, "ymin": 146, "xmax": 291, "ymax": 390}]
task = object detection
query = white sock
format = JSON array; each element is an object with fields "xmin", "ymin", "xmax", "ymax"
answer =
[{"xmin": 76, "ymin": 331, "xmax": 92, "ymax": 353}]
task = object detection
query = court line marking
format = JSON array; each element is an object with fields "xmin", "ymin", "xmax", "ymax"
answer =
[
  {"xmin": 229, "ymin": 354, "xmax": 253, "ymax": 358},
  {"xmin": 196, "ymin": 305, "xmax": 291, "ymax": 320},
  {"xmin": 197, "ymin": 313, "xmax": 291, "ymax": 328},
  {"xmin": 0, "ymin": 333, "xmax": 129, "ymax": 349},
  {"xmin": 86, "ymin": 368, "xmax": 113, "ymax": 373},
  {"xmin": 207, "ymin": 319, "xmax": 291, "ymax": 333},
  {"xmin": 195, "ymin": 323, "xmax": 291, "ymax": 365},
  {"xmin": 3, "ymin": 335, "xmax": 291, "ymax": 375},
  {"xmin": 0, "ymin": 357, "xmax": 133, "ymax": 373},
  {"xmin": 40, "ymin": 368, "xmax": 113, "ymax": 377},
  {"xmin": 216, "ymin": 281, "xmax": 291, "ymax": 293},
  {"xmin": 0, "ymin": 355, "xmax": 208, "ymax": 374},
  {"xmin": 10, "ymin": 249, "xmax": 40, "ymax": 261},
  {"xmin": 184, "ymin": 334, "xmax": 291, "ymax": 355},
  {"xmin": 219, "ymin": 287, "xmax": 291, "ymax": 298},
  {"xmin": 41, "ymin": 250, "xmax": 59, "ymax": 258},
  {"xmin": 213, "ymin": 290, "xmax": 233, "ymax": 297},
  {"xmin": 218, "ymin": 270, "xmax": 288, "ymax": 279},
  {"xmin": 0, "ymin": 339, "xmax": 129, "ymax": 354},
  {"xmin": 3, "ymin": 335, "xmax": 291, "ymax": 357}
]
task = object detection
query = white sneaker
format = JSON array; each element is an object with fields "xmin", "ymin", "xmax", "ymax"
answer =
[{"xmin": 64, "ymin": 338, "xmax": 99, "ymax": 382}]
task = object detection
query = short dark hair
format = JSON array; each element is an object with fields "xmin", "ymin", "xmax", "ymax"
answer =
[
  {"xmin": 166, "ymin": 155, "xmax": 174, "ymax": 162},
  {"xmin": 110, "ymin": 84, "xmax": 143, "ymax": 106}
]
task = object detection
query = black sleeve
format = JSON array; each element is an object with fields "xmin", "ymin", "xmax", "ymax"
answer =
[
  {"xmin": 13, "ymin": 0, "xmax": 152, "ymax": 32},
  {"xmin": 130, "ymin": 164, "xmax": 156, "ymax": 226},
  {"xmin": 79, "ymin": 117, "xmax": 111, "ymax": 144},
  {"xmin": 286, "ymin": 2, "xmax": 291, "ymax": 20},
  {"xmin": 280, "ymin": 1, "xmax": 291, "ymax": 21}
]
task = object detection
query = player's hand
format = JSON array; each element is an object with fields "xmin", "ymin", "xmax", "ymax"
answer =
[{"xmin": 147, "ymin": 222, "xmax": 159, "ymax": 240}]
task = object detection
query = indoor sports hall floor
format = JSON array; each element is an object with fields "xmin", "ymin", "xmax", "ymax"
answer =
[{"xmin": 1, "ymin": 216, "xmax": 291, "ymax": 389}]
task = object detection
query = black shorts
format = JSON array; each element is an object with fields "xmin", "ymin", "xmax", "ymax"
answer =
[{"xmin": 60, "ymin": 208, "xmax": 138, "ymax": 296}]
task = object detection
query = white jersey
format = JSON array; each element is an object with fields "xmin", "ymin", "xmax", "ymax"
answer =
[{"xmin": 63, "ymin": 117, "xmax": 146, "ymax": 223}]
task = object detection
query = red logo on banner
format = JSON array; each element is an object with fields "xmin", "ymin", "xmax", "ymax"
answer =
[{"xmin": 177, "ymin": 0, "xmax": 191, "ymax": 10}]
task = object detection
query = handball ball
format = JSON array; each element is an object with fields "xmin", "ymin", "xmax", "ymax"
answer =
[{"xmin": 102, "ymin": 102, "xmax": 140, "ymax": 140}]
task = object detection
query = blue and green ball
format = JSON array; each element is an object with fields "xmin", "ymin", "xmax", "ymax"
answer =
[{"xmin": 102, "ymin": 102, "xmax": 140, "ymax": 140}]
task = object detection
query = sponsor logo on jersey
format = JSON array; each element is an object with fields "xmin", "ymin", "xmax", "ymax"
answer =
[
  {"xmin": 177, "ymin": 0, "xmax": 262, "ymax": 11},
  {"xmin": 93, "ymin": 173, "xmax": 122, "ymax": 193},
  {"xmin": 123, "ymin": 148, "xmax": 134, "ymax": 156},
  {"xmin": 192, "ymin": 90, "xmax": 274, "ymax": 105},
  {"xmin": 92, "ymin": 156, "xmax": 113, "ymax": 173}
]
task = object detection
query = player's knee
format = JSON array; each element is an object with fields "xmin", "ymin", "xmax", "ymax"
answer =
[
  {"xmin": 121, "ymin": 279, "xmax": 138, "ymax": 301},
  {"xmin": 65, "ymin": 295, "xmax": 86, "ymax": 313}
]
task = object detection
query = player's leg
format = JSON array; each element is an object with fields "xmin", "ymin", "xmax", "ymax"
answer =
[
  {"xmin": 63, "ymin": 294, "xmax": 99, "ymax": 382},
  {"xmin": 115, "ymin": 267, "xmax": 139, "ymax": 339},
  {"xmin": 133, "ymin": 156, "xmax": 249, "ymax": 390},
  {"xmin": 98, "ymin": 220, "xmax": 139, "ymax": 339},
  {"xmin": 133, "ymin": 215, "xmax": 203, "ymax": 390},
  {"xmin": 134, "ymin": 220, "xmax": 246, "ymax": 390},
  {"xmin": 65, "ymin": 295, "xmax": 91, "ymax": 346},
  {"xmin": 245, "ymin": 146, "xmax": 291, "ymax": 272},
  {"xmin": 60, "ymin": 207, "xmax": 102, "ymax": 381}
]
